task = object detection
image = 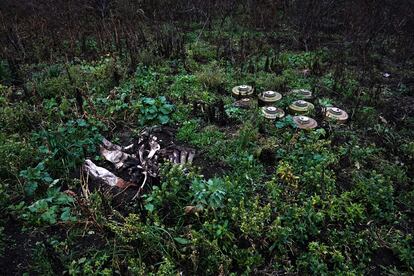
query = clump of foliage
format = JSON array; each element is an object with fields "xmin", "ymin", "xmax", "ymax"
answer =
[
  {"xmin": 23, "ymin": 184, "xmax": 76, "ymax": 225},
  {"xmin": 19, "ymin": 161, "xmax": 53, "ymax": 197},
  {"xmin": 33, "ymin": 119, "xmax": 102, "ymax": 176},
  {"xmin": 191, "ymin": 177, "xmax": 228, "ymax": 210},
  {"xmin": 136, "ymin": 96, "xmax": 174, "ymax": 126},
  {"xmin": 196, "ymin": 61, "xmax": 226, "ymax": 89}
]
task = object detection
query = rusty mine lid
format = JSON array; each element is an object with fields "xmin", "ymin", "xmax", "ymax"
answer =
[
  {"xmin": 261, "ymin": 106, "xmax": 285, "ymax": 119},
  {"xmin": 232, "ymin": 85, "xmax": 254, "ymax": 96},
  {"xmin": 290, "ymin": 89, "xmax": 313, "ymax": 100},
  {"xmin": 293, "ymin": 115, "xmax": 318, "ymax": 129},
  {"xmin": 325, "ymin": 107, "xmax": 349, "ymax": 123},
  {"xmin": 234, "ymin": 98, "xmax": 253, "ymax": 109},
  {"xmin": 259, "ymin": 91, "xmax": 282, "ymax": 103},
  {"xmin": 289, "ymin": 100, "xmax": 314, "ymax": 113}
]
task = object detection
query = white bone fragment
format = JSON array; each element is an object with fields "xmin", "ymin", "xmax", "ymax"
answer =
[
  {"xmin": 100, "ymin": 146, "xmax": 130, "ymax": 169},
  {"xmin": 147, "ymin": 136, "xmax": 160, "ymax": 159},
  {"xmin": 173, "ymin": 150, "xmax": 180, "ymax": 163},
  {"xmin": 180, "ymin": 150, "xmax": 188, "ymax": 165},
  {"xmin": 138, "ymin": 144, "xmax": 146, "ymax": 164},
  {"xmin": 102, "ymin": 138, "xmax": 122, "ymax": 151},
  {"xmin": 132, "ymin": 171, "xmax": 148, "ymax": 200},
  {"xmin": 83, "ymin": 159, "xmax": 131, "ymax": 188},
  {"xmin": 187, "ymin": 151, "xmax": 195, "ymax": 164}
]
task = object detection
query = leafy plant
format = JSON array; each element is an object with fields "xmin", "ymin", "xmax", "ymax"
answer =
[
  {"xmin": 19, "ymin": 162, "xmax": 53, "ymax": 196},
  {"xmin": 136, "ymin": 96, "xmax": 174, "ymax": 125},
  {"xmin": 196, "ymin": 61, "xmax": 226, "ymax": 89},
  {"xmin": 275, "ymin": 115, "xmax": 296, "ymax": 129},
  {"xmin": 318, "ymin": 97, "xmax": 334, "ymax": 107},
  {"xmin": 225, "ymin": 105, "xmax": 247, "ymax": 121},
  {"xmin": 68, "ymin": 252, "xmax": 112, "ymax": 276},
  {"xmin": 191, "ymin": 177, "xmax": 228, "ymax": 210},
  {"xmin": 144, "ymin": 163, "xmax": 199, "ymax": 217},
  {"xmin": 33, "ymin": 119, "xmax": 102, "ymax": 176},
  {"xmin": 0, "ymin": 133, "xmax": 35, "ymax": 179},
  {"xmin": 176, "ymin": 120, "xmax": 200, "ymax": 142},
  {"xmin": 0, "ymin": 102, "xmax": 38, "ymax": 134},
  {"xmin": 231, "ymin": 197, "xmax": 271, "ymax": 239},
  {"xmin": 22, "ymin": 183, "xmax": 76, "ymax": 225}
]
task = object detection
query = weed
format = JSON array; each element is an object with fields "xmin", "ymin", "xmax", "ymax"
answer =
[
  {"xmin": 135, "ymin": 96, "xmax": 174, "ymax": 126},
  {"xmin": 196, "ymin": 61, "xmax": 226, "ymax": 89},
  {"xmin": 33, "ymin": 119, "xmax": 102, "ymax": 176},
  {"xmin": 191, "ymin": 177, "xmax": 228, "ymax": 210},
  {"xmin": 24, "ymin": 188, "xmax": 76, "ymax": 225},
  {"xmin": 0, "ymin": 133, "xmax": 35, "ymax": 179}
]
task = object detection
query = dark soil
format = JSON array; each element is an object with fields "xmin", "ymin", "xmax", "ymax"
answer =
[
  {"xmin": 0, "ymin": 218, "xmax": 41, "ymax": 275},
  {"xmin": 383, "ymin": 96, "xmax": 414, "ymax": 125},
  {"xmin": 369, "ymin": 247, "xmax": 402, "ymax": 276}
]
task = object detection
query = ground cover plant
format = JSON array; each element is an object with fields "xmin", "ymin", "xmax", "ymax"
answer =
[{"xmin": 0, "ymin": 0, "xmax": 413, "ymax": 275}]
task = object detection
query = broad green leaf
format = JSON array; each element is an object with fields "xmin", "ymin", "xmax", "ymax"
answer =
[
  {"xmin": 143, "ymin": 98, "xmax": 156, "ymax": 105},
  {"xmin": 174, "ymin": 237, "xmax": 191, "ymax": 245},
  {"xmin": 60, "ymin": 207, "xmax": 72, "ymax": 221},
  {"xmin": 144, "ymin": 203, "xmax": 155, "ymax": 212},
  {"xmin": 159, "ymin": 115, "xmax": 170, "ymax": 124},
  {"xmin": 25, "ymin": 182, "xmax": 38, "ymax": 196}
]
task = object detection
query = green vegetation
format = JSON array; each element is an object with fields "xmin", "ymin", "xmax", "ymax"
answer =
[
  {"xmin": 136, "ymin": 96, "xmax": 175, "ymax": 126},
  {"xmin": 0, "ymin": 4, "xmax": 413, "ymax": 275}
]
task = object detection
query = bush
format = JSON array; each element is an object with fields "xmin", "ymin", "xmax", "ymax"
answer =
[
  {"xmin": 22, "ymin": 185, "xmax": 76, "ymax": 225},
  {"xmin": 196, "ymin": 61, "xmax": 226, "ymax": 90},
  {"xmin": 0, "ymin": 102, "xmax": 39, "ymax": 134},
  {"xmin": 135, "ymin": 96, "xmax": 174, "ymax": 126},
  {"xmin": 187, "ymin": 41, "xmax": 216, "ymax": 64},
  {"xmin": 0, "ymin": 133, "xmax": 35, "ymax": 179},
  {"xmin": 33, "ymin": 119, "xmax": 102, "ymax": 176},
  {"xmin": 34, "ymin": 75, "xmax": 71, "ymax": 99}
]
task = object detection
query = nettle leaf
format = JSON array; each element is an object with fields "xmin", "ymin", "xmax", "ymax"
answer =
[
  {"xmin": 174, "ymin": 237, "xmax": 191, "ymax": 245},
  {"xmin": 60, "ymin": 207, "xmax": 72, "ymax": 221},
  {"xmin": 159, "ymin": 96, "xmax": 167, "ymax": 102},
  {"xmin": 147, "ymin": 113, "xmax": 158, "ymax": 120},
  {"xmin": 25, "ymin": 182, "xmax": 38, "ymax": 196},
  {"xmin": 144, "ymin": 203, "xmax": 155, "ymax": 212},
  {"xmin": 148, "ymin": 106, "xmax": 158, "ymax": 113},
  {"xmin": 29, "ymin": 199, "xmax": 48, "ymax": 213},
  {"xmin": 138, "ymin": 96, "xmax": 174, "ymax": 126},
  {"xmin": 275, "ymin": 120, "xmax": 285, "ymax": 129},
  {"xmin": 55, "ymin": 193, "xmax": 74, "ymax": 205},
  {"xmin": 143, "ymin": 98, "xmax": 156, "ymax": 105},
  {"xmin": 164, "ymin": 103, "xmax": 174, "ymax": 111},
  {"xmin": 41, "ymin": 208, "xmax": 57, "ymax": 224},
  {"xmin": 159, "ymin": 107, "xmax": 171, "ymax": 114},
  {"xmin": 77, "ymin": 119, "xmax": 87, "ymax": 127},
  {"xmin": 38, "ymin": 145, "xmax": 50, "ymax": 154},
  {"xmin": 159, "ymin": 115, "xmax": 170, "ymax": 124},
  {"xmin": 42, "ymin": 174, "xmax": 53, "ymax": 183},
  {"xmin": 36, "ymin": 162, "xmax": 45, "ymax": 171}
]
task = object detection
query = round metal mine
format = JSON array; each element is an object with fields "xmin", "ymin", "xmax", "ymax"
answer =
[
  {"xmin": 232, "ymin": 85, "xmax": 254, "ymax": 97},
  {"xmin": 290, "ymin": 89, "xmax": 313, "ymax": 100},
  {"xmin": 293, "ymin": 115, "xmax": 318, "ymax": 129},
  {"xmin": 325, "ymin": 107, "xmax": 348, "ymax": 123},
  {"xmin": 259, "ymin": 91, "xmax": 282, "ymax": 104},
  {"xmin": 261, "ymin": 106, "xmax": 285, "ymax": 119},
  {"xmin": 289, "ymin": 100, "xmax": 314, "ymax": 113}
]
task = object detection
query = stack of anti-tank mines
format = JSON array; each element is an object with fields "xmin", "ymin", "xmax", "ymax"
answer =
[{"xmin": 232, "ymin": 85, "xmax": 349, "ymax": 129}]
